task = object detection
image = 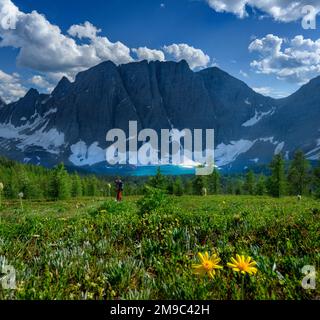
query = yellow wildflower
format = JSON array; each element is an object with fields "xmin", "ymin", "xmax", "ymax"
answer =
[
  {"xmin": 192, "ymin": 252, "xmax": 223, "ymax": 278},
  {"xmin": 227, "ymin": 254, "xmax": 258, "ymax": 275}
]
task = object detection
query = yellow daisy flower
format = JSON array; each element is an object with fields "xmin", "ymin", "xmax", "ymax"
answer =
[
  {"xmin": 227, "ymin": 254, "xmax": 258, "ymax": 275},
  {"xmin": 192, "ymin": 252, "xmax": 223, "ymax": 279}
]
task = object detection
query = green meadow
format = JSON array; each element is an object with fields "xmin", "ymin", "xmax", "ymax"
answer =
[{"xmin": 0, "ymin": 193, "xmax": 319, "ymax": 300}]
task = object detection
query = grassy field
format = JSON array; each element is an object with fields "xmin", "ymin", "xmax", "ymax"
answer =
[{"xmin": 0, "ymin": 194, "xmax": 319, "ymax": 300}]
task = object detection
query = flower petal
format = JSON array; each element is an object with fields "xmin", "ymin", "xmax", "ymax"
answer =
[{"xmin": 198, "ymin": 252, "xmax": 205, "ymax": 263}]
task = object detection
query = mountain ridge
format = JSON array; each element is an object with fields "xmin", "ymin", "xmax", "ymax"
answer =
[{"xmin": 0, "ymin": 59, "xmax": 319, "ymax": 173}]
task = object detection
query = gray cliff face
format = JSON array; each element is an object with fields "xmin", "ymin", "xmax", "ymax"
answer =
[
  {"xmin": 44, "ymin": 61, "xmax": 141, "ymax": 146},
  {"xmin": 262, "ymin": 76, "xmax": 320, "ymax": 161},
  {"xmin": 198, "ymin": 67, "xmax": 277, "ymax": 143},
  {"xmin": 0, "ymin": 59, "xmax": 319, "ymax": 172},
  {"xmin": 0, "ymin": 89, "xmax": 49, "ymax": 125}
]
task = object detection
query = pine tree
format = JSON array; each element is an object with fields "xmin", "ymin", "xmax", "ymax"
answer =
[
  {"xmin": 88, "ymin": 176, "xmax": 99, "ymax": 196},
  {"xmin": 184, "ymin": 180, "xmax": 193, "ymax": 195},
  {"xmin": 208, "ymin": 169, "xmax": 221, "ymax": 194},
  {"xmin": 192, "ymin": 176, "xmax": 207, "ymax": 195},
  {"xmin": 244, "ymin": 170, "xmax": 255, "ymax": 195},
  {"xmin": 4, "ymin": 172, "xmax": 19, "ymax": 199},
  {"xmin": 268, "ymin": 154, "xmax": 286, "ymax": 197},
  {"xmin": 234, "ymin": 179, "xmax": 244, "ymax": 195},
  {"xmin": 255, "ymin": 175, "xmax": 267, "ymax": 195},
  {"xmin": 149, "ymin": 167, "xmax": 167, "ymax": 191},
  {"xmin": 81, "ymin": 178, "xmax": 89, "ymax": 196},
  {"xmin": 173, "ymin": 177, "xmax": 184, "ymax": 196},
  {"xmin": 71, "ymin": 174, "xmax": 83, "ymax": 197},
  {"xmin": 226, "ymin": 178, "xmax": 234, "ymax": 195},
  {"xmin": 166, "ymin": 177, "xmax": 174, "ymax": 195},
  {"xmin": 18, "ymin": 169, "xmax": 39, "ymax": 199},
  {"xmin": 287, "ymin": 150, "xmax": 310, "ymax": 195},
  {"xmin": 313, "ymin": 161, "xmax": 320, "ymax": 199},
  {"xmin": 50, "ymin": 163, "xmax": 71, "ymax": 200}
]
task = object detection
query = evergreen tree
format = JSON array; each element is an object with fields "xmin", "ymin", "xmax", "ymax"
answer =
[
  {"xmin": 19, "ymin": 169, "xmax": 41, "ymax": 199},
  {"xmin": 71, "ymin": 174, "xmax": 83, "ymax": 197},
  {"xmin": 88, "ymin": 176, "xmax": 99, "ymax": 196},
  {"xmin": 287, "ymin": 150, "xmax": 310, "ymax": 195},
  {"xmin": 184, "ymin": 180, "xmax": 193, "ymax": 195},
  {"xmin": 313, "ymin": 160, "xmax": 320, "ymax": 199},
  {"xmin": 244, "ymin": 170, "xmax": 255, "ymax": 195},
  {"xmin": 255, "ymin": 175, "xmax": 267, "ymax": 195},
  {"xmin": 173, "ymin": 177, "xmax": 184, "ymax": 196},
  {"xmin": 234, "ymin": 179, "xmax": 244, "ymax": 195},
  {"xmin": 148, "ymin": 167, "xmax": 167, "ymax": 191},
  {"xmin": 192, "ymin": 176, "xmax": 207, "ymax": 195},
  {"xmin": 166, "ymin": 177, "xmax": 174, "ymax": 195},
  {"xmin": 50, "ymin": 163, "xmax": 71, "ymax": 200},
  {"xmin": 208, "ymin": 169, "xmax": 221, "ymax": 194},
  {"xmin": 4, "ymin": 172, "xmax": 19, "ymax": 199},
  {"xmin": 81, "ymin": 178, "xmax": 89, "ymax": 196},
  {"xmin": 226, "ymin": 177, "xmax": 234, "ymax": 195},
  {"xmin": 268, "ymin": 154, "xmax": 286, "ymax": 197}
]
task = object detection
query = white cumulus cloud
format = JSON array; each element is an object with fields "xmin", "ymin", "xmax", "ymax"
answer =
[
  {"xmin": 68, "ymin": 21, "xmax": 101, "ymax": 40},
  {"xmin": 239, "ymin": 70, "xmax": 249, "ymax": 77},
  {"xmin": 249, "ymin": 34, "xmax": 320, "ymax": 83},
  {"xmin": 163, "ymin": 43, "xmax": 210, "ymax": 70},
  {"xmin": 132, "ymin": 47, "xmax": 165, "ymax": 62},
  {"xmin": 253, "ymin": 86, "xmax": 288, "ymax": 98},
  {"xmin": 0, "ymin": 0, "xmax": 133, "ymax": 79},
  {"xmin": 0, "ymin": 0, "xmax": 213, "ymax": 91},
  {"xmin": 0, "ymin": 69, "xmax": 26, "ymax": 103},
  {"xmin": 206, "ymin": 0, "xmax": 320, "ymax": 22},
  {"xmin": 30, "ymin": 75, "xmax": 54, "ymax": 93}
]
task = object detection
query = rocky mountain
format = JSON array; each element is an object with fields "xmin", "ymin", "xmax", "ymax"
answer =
[
  {"xmin": 0, "ymin": 60, "xmax": 319, "ymax": 174},
  {"xmin": 0, "ymin": 97, "xmax": 5, "ymax": 108}
]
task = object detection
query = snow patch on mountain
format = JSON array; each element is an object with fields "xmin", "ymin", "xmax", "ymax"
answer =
[
  {"xmin": 44, "ymin": 108, "xmax": 57, "ymax": 117},
  {"xmin": 242, "ymin": 108, "xmax": 275, "ymax": 127},
  {"xmin": 274, "ymin": 141, "xmax": 285, "ymax": 154},
  {"xmin": 17, "ymin": 127, "xmax": 65, "ymax": 154},
  {"xmin": 0, "ymin": 109, "xmax": 64, "ymax": 154},
  {"xmin": 214, "ymin": 137, "xmax": 287, "ymax": 167},
  {"xmin": 215, "ymin": 140, "xmax": 255, "ymax": 167},
  {"xmin": 306, "ymin": 138, "xmax": 320, "ymax": 160},
  {"xmin": 259, "ymin": 137, "xmax": 274, "ymax": 143}
]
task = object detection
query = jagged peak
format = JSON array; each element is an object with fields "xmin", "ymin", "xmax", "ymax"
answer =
[
  {"xmin": 198, "ymin": 65, "xmax": 239, "ymax": 80},
  {"xmin": 305, "ymin": 74, "xmax": 320, "ymax": 87},
  {"xmin": 278, "ymin": 74, "xmax": 320, "ymax": 102},
  {"xmin": 52, "ymin": 76, "xmax": 72, "ymax": 96},
  {"xmin": 59, "ymin": 76, "xmax": 71, "ymax": 85},
  {"xmin": 24, "ymin": 88, "xmax": 40, "ymax": 98}
]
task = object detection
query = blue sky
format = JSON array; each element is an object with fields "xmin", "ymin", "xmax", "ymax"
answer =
[{"xmin": 0, "ymin": 0, "xmax": 320, "ymax": 102}]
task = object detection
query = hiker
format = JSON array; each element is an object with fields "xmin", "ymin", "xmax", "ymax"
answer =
[{"xmin": 115, "ymin": 178, "xmax": 124, "ymax": 202}]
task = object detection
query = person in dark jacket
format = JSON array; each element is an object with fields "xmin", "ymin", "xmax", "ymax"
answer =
[{"xmin": 115, "ymin": 178, "xmax": 124, "ymax": 202}]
